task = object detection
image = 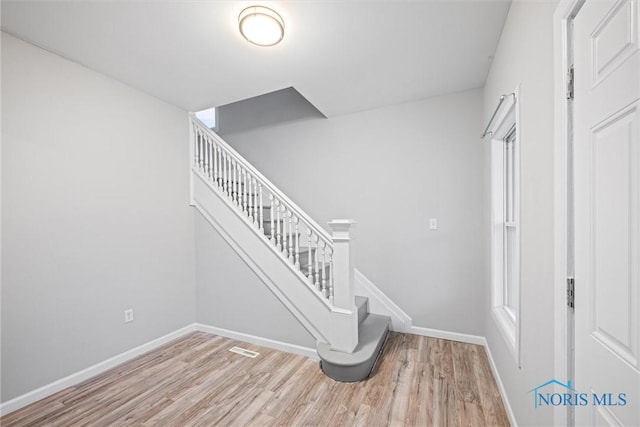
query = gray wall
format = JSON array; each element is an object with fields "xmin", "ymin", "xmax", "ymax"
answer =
[
  {"xmin": 482, "ymin": 1, "xmax": 559, "ymax": 425},
  {"xmin": 195, "ymin": 212, "xmax": 316, "ymax": 347},
  {"xmin": 219, "ymin": 88, "xmax": 486, "ymax": 336},
  {"xmin": 1, "ymin": 33, "xmax": 196, "ymax": 402}
]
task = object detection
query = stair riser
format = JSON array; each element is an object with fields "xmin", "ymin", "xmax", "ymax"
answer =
[
  {"xmin": 356, "ymin": 297, "xmax": 369, "ymax": 325},
  {"xmin": 319, "ymin": 319, "xmax": 389, "ymax": 383}
]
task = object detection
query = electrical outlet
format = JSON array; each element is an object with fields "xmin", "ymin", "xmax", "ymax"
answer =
[
  {"xmin": 429, "ymin": 218, "xmax": 438, "ymax": 230},
  {"xmin": 124, "ymin": 309, "xmax": 134, "ymax": 323}
]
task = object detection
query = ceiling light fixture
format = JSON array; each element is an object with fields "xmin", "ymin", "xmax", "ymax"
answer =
[{"xmin": 238, "ymin": 5, "xmax": 285, "ymax": 47}]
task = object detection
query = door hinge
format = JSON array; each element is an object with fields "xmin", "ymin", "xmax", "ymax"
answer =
[
  {"xmin": 567, "ymin": 277, "xmax": 575, "ymax": 309},
  {"xmin": 567, "ymin": 64, "xmax": 574, "ymax": 100}
]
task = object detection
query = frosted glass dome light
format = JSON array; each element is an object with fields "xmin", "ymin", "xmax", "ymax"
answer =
[{"xmin": 238, "ymin": 6, "xmax": 285, "ymax": 47}]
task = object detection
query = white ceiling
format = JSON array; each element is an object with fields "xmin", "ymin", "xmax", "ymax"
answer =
[{"xmin": 1, "ymin": 0, "xmax": 510, "ymax": 117}]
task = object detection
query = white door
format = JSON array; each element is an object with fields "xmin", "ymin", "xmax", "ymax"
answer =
[{"xmin": 574, "ymin": 0, "xmax": 640, "ymax": 425}]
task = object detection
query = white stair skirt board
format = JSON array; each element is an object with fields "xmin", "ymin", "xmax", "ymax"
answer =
[
  {"xmin": 0, "ymin": 324, "xmax": 198, "ymax": 416},
  {"xmin": 353, "ymin": 268, "xmax": 412, "ymax": 332},
  {"xmin": 0, "ymin": 323, "xmax": 318, "ymax": 417}
]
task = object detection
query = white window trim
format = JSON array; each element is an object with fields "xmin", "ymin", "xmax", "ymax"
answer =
[{"xmin": 489, "ymin": 87, "xmax": 521, "ymax": 366}]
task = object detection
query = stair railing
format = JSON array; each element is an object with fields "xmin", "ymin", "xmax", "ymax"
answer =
[{"xmin": 189, "ymin": 114, "xmax": 355, "ymax": 313}]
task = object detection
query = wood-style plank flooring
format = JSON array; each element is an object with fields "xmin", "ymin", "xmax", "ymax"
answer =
[{"xmin": 2, "ymin": 331, "xmax": 510, "ymax": 426}]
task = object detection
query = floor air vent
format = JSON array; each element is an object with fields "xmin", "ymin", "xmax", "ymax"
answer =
[{"xmin": 229, "ymin": 346, "xmax": 259, "ymax": 358}]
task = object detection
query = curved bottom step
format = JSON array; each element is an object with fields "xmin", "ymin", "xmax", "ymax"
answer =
[{"xmin": 317, "ymin": 313, "xmax": 390, "ymax": 382}]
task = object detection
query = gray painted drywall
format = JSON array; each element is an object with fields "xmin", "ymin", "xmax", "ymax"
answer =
[
  {"xmin": 194, "ymin": 211, "xmax": 316, "ymax": 348},
  {"xmin": 217, "ymin": 87, "xmax": 325, "ymax": 135},
  {"xmin": 482, "ymin": 1, "xmax": 559, "ymax": 425},
  {"xmin": 218, "ymin": 88, "xmax": 486, "ymax": 336},
  {"xmin": 1, "ymin": 33, "xmax": 196, "ymax": 402}
]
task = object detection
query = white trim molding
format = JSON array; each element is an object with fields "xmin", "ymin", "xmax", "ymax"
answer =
[
  {"xmin": 353, "ymin": 268, "xmax": 412, "ymax": 332},
  {"xmin": 0, "ymin": 324, "xmax": 198, "ymax": 416},
  {"xmin": 488, "ymin": 86, "xmax": 522, "ymax": 367},
  {"xmin": 0, "ymin": 323, "xmax": 318, "ymax": 417},
  {"xmin": 1, "ymin": 320, "xmax": 515, "ymax": 426},
  {"xmin": 482, "ymin": 338, "xmax": 519, "ymax": 427},
  {"xmin": 408, "ymin": 325, "xmax": 485, "ymax": 346},
  {"xmin": 408, "ymin": 329, "xmax": 516, "ymax": 424},
  {"xmin": 553, "ymin": 1, "xmax": 585, "ymax": 426}
]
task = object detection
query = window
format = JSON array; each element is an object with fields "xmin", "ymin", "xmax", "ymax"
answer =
[
  {"xmin": 195, "ymin": 107, "xmax": 217, "ymax": 130},
  {"xmin": 489, "ymin": 91, "xmax": 520, "ymax": 364},
  {"xmin": 504, "ymin": 126, "xmax": 517, "ymax": 320}
]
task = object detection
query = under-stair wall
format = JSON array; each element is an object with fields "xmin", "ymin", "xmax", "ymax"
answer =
[{"xmin": 195, "ymin": 210, "xmax": 317, "ymax": 349}]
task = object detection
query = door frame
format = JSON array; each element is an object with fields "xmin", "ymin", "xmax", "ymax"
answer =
[{"xmin": 553, "ymin": 1, "xmax": 585, "ymax": 426}]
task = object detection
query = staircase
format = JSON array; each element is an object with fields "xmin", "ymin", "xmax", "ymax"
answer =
[{"xmin": 189, "ymin": 115, "xmax": 389, "ymax": 382}]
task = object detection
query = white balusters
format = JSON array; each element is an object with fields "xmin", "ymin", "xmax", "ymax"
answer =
[
  {"xmin": 236, "ymin": 166, "xmax": 241, "ymax": 207},
  {"xmin": 196, "ymin": 129, "xmax": 202, "ymax": 170},
  {"xmin": 202, "ymin": 133, "xmax": 206, "ymax": 173},
  {"xmin": 195, "ymin": 129, "xmax": 200, "ymax": 169},
  {"xmin": 221, "ymin": 152, "xmax": 226, "ymax": 194},
  {"xmin": 231, "ymin": 162, "xmax": 236, "ymax": 205},
  {"xmin": 228, "ymin": 155, "xmax": 232, "ymax": 198},
  {"xmin": 226, "ymin": 155, "xmax": 231, "ymax": 198},
  {"xmin": 276, "ymin": 200, "xmax": 282, "ymax": 251},
  {"xmin": 328, "ymin": 248, "xmax": 334, "ymax": 303},
  {"xmin": 253, "ymin": 179, "xmax": 259, "ymax": 227},
  {"xmin": 219, "ymin": 148, "xmax": 224, "ymax": 188},
  {"xmin": 281, "ymin": 206, "xmax": 288, "ymax": 259},
  {"xmin": 294, "ymin": 217, "xmax": 300, "ymax": 269},
  {"xmin": 208, "ymin": 138, "xmax": 213, "ymax": 179},
  {"xmin": 212, "ymin": 144, "xmax": 217, "ymax": 183},
  {"xmin": 218, "ymin": 146, "xmax": 222, "ymax": 188},
  {"xmin": 259, "ymin": 184, "xmax": 264, "ymax": 232},
  {"xmin": 269, "ymin": 194, "xmax": 275, "ymax": 244},
  {"xmin": 287, "ymin": 211, "xmax": 294, "ymax": 263},
  {"xmin": 236, "ymin": 164, "xmax": 241, "ymax": 207},
  {"xmin": 314, "ymin": 235, "xmax": 320, "ymax": 291},
  {"xmin": 232, "ymin": 161, "xmax": 237, "ymax": 205},
  {"xmin": 191, "ymin": 117, "xmax": 350, "ymax": 309},
  {"xmin": 203, "ymin": 136, "xmax": 209, "ymax": 177},
  {"xmin": 224, "ymin": 152, "xmax": 228, "ymax": 191},
  {"xmin": 207, "ymin": 139, "xmax": 213, "ymax": 179},
  {"xmin": 307, "ymin": 230, "xmax": 313, "ymax": 283},
  {"xmin": 194, "ymin": 128, "xmax": 199, "ymax": 167},
  {"xmin": 240, "ymin": 169, "xmax": 245, "ymax": 214},
  {"xmin": 321, "ymin": 242, "xmax": 327, "ymax": 297}
]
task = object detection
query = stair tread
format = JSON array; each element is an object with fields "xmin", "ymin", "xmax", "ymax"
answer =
[{"xmin": 317, "ymin": 314, "xmax": 390, "ymax": 367}]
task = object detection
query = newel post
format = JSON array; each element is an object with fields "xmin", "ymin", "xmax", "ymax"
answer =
[{"xmin": 328, "ymin": 219, "xmax": 357, "ymax": 311}]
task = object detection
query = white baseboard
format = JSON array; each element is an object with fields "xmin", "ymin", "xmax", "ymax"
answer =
[
  {"xmin": 0, "ymin": 323, "xmax": 318, "ymax": 417},
  {"xmin": 0, "ymin": 324, "xmax": 197, "ymax": 416},
  {"xmin": 354, "ymin": 269, "xmax": 412, "ymax": 332},
  {"xmin": 1, "ymin": 321, "xmax": 513, "ymax": 427},
  {"xmin": 482, "ymin": 338, "xmax": 518, "ymax": 427},
  {"xmin": 408, "ymin": 325, "xmax": 485, "ymax": 346},
  {"xmin": 195, "ymin": 323, "xmax": 318, "ymax": 360},
  {"xmin": 408, "ymin": 326, "xmax": 516, "ymax": 425}
]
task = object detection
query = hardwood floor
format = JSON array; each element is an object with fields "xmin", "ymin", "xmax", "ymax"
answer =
[{"xmin": 1, "ymin": 331, "xmax": 510, "ymax": 426}]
